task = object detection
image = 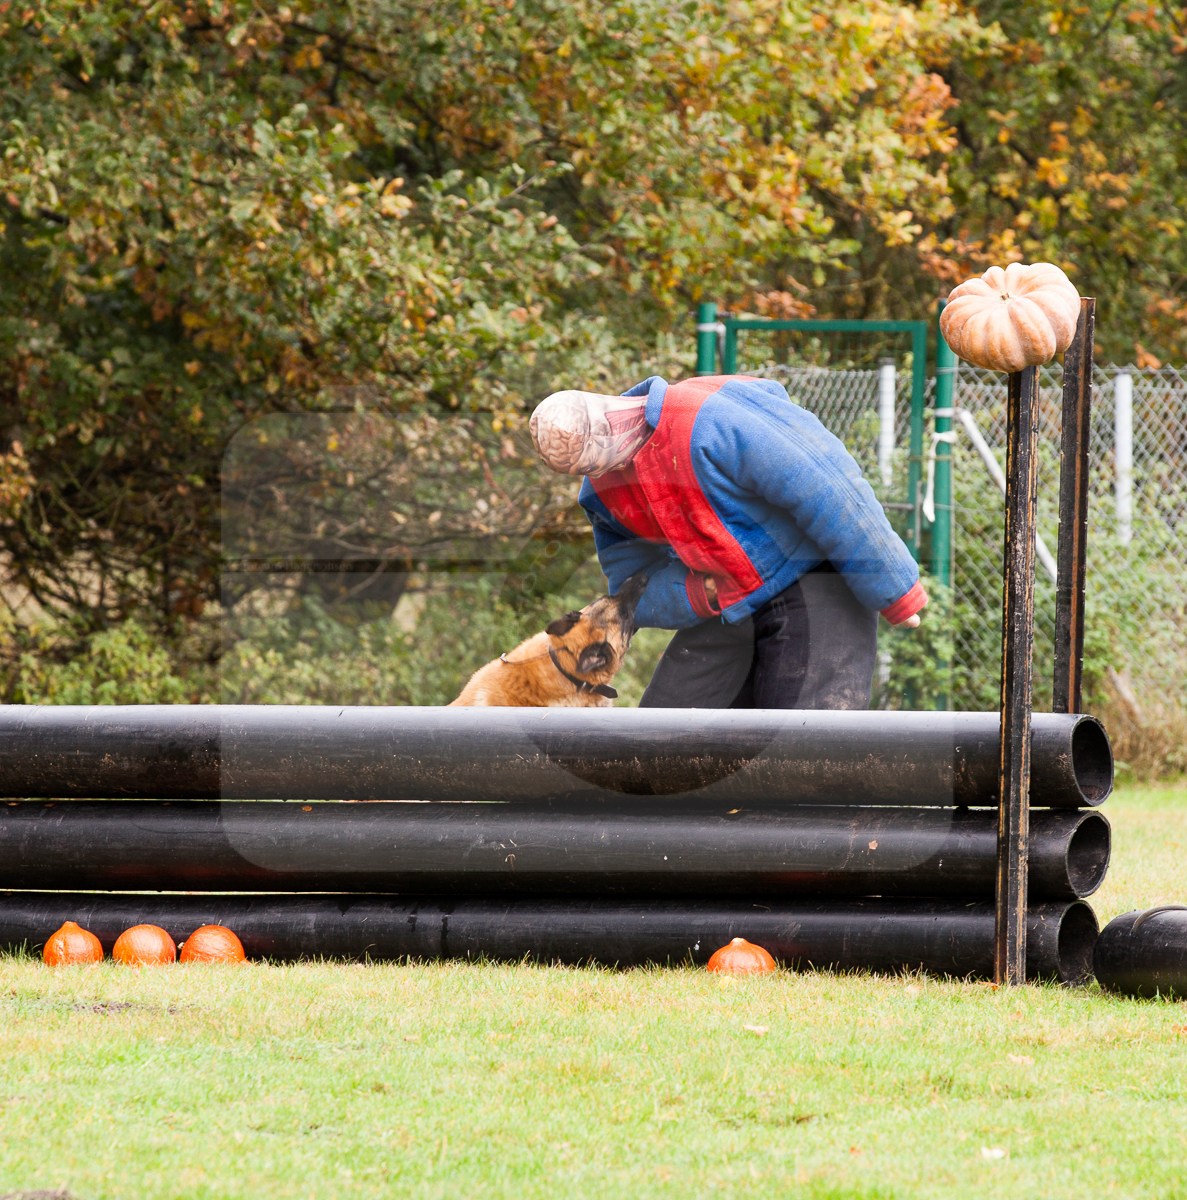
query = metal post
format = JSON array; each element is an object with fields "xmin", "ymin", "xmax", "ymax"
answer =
[
  {"xmin": 996, "ymin": 366, "xmax": 1040, "ymax": 985},
  {"xmin": 1053, "ymin": 298, "xmax": 1095, "ymax": 715},
  {"xmin": 1114, "ymin": 368, "xmax": 1134, "ymax": 546},
  {"xmin": 929, "ymin": 304, "xmax": 957, "ymax": 712},
  {"xmin": 931, "ymin": 301, "xmax": 955, "ymax": 586},
  {"xmin": 695, "ymin": 302, "xmax": 718, "ymax": 375},
  {"xmin": 877, "ymin": 358, "xmax": 896, "ymax": 488}
]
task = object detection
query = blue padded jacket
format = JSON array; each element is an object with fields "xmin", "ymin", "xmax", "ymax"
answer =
[{"xmin": 578, "ymin": 374, "xmax": 925, "ymax": 630}]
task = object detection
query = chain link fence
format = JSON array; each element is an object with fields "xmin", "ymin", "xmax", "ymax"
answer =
[
  {"xmin": 949, "ymin": 364, "xmax": 1187, "ymax": 716},
  {"xmin": 743, "ymin": 359, "xmax": 1187, "ymax": 726}
]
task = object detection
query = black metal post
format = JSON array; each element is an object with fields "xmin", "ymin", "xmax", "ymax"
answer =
[
  {"xmin": 1053, "ymin": 298, "xmax": 1096, "ymax": 714},
  {"xmin": 997, "ymin": 366, "xmax": 1040, "ymax": 984}
]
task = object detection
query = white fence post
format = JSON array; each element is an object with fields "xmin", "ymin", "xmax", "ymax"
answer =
[
  {"xmin": 878, "ymin": 357, "xmax": 896, "ymax": 488},
  {"xmin": 1114, "ymin": 370, "xmax": 1134, "ymax": 547}
]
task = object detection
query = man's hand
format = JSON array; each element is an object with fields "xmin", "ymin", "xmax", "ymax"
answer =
[
  {"xmin": 703, "ymin": 575, "xmax": 718, "ymax": 605},
  {"xmin": 901, "ymin": 593, "xmax": 929, "ymax": 629}
]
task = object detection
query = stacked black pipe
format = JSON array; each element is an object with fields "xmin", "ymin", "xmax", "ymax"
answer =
[{"xmin": 0, "ymin": 705, "xmax": 1114, "ymax": 982}]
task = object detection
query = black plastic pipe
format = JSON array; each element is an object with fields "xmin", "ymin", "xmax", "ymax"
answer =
[
  {"xmin": 0, "ymin": 800, "xmax": 1111, "ymax": 900},
  {"xmin": 0, "ymin": 891, "xmax": 1098, "ymax": 983},
  {"xmin": 0, "ymin": 706, "xmax": 1112, "ymax": 807},
  {"xmin": 1093, "ymin": 907, "xmax": 1187, "ymax": 998}
]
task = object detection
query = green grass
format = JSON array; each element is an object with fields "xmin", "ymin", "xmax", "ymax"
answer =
[{"xmin": 2, "ymin": 783, "xmax": 1185, "ymax": 1200}]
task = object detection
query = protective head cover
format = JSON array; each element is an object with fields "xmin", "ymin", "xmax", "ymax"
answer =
[{"xmin": 529, "ymin": 390, "xmax": 652, "ymax": 476}]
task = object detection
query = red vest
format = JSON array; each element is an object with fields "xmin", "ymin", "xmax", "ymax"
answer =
[{"xmin": 589, "ymin": 377, "xmax": 764, "ymax": 618}]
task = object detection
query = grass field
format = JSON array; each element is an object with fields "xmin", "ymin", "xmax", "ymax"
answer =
[{"xmin": 2, "ymin": 783, "xmax": 1185, "ymax": 1200}]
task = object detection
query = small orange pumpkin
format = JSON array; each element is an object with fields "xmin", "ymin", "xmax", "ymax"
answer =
[
  {"xmin": 179, "ymin": 925, "xmax": 246, "ymax": 964},
  {"xmin": 112, "ymin": 924, "xmax": 176, "ymax": 966},
  {"xmin": 43, "ymin": 920, "xmax": 103, "ymax": 966},
  {"xmin": 707, "ymin": 937, "xmax": 778, "ymax": 975}
]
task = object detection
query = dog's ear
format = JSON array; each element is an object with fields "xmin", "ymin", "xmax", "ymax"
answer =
[
  {"xmin": 546, "ymin": 610, "xmax": 583, "ymax": 638},
  {"xmin": 576, "ymin": 640, "xmax": 613, "ymax": 675}
]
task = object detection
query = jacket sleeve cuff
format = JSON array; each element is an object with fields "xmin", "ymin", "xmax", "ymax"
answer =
[
  {"xmin": 633, "ymin": 565, "xmax": 706, "ymax": 630},
  {"xmin": 685, "ymin": 573, "xmax": 722, "ymax": 620},
  {"xmin": 881, "ymin": 581, "xmax": 928, "ymax": 625}
]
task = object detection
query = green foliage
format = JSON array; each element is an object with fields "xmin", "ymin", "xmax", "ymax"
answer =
[
  {"xmin": 7, "ymin": 615, "xmax": 206, "ymax": 705},
  {"xmin": 0, "ymin": 0, "xmax": 984, "ymax": 632},
  {"xmin": 873, "ymin": 576, "xmax": 956, "ymax": 711}
]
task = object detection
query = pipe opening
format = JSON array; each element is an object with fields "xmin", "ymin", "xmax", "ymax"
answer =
[
  {"xmin": 1071, "ymin": 718, "xmax": 1114, "ymax": 805},
  {"xmin": 1056, "ymin": 901, "xmax": 1099, "ymax": 985},
  {"xmin": 1064, "ymin": 813, "xmax": 1112, "ymax": 898}
]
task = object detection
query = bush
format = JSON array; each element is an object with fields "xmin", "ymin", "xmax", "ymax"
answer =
[{"xmin": 5, "ymin": 615, "xmax": 210, "ymax": 705}]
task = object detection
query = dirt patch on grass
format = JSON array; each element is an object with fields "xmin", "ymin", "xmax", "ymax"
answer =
[
  {"xmin": 70, "ymin": 1001, "xmax": 185, "ymax": 1015},
  {"xmin": 0, "ymin": 1189, "xmax": 82, "ymax": 1200}
]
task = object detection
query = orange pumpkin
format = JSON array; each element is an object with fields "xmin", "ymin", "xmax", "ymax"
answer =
[
  {"xmin": 940, "ymin": 262, "xmax": 1080, "ymax": 373},
  {"xmin": 179, "ymin": 925, "xmax": 246, "ymax": 964},
  {"xmin": 112, "ymin": 924, "xmax": 176, "ymax": 966},
  {"xmin": 707, "ymin": 937, "xmax": 778, "ymax": 975},
  {"xmin": 43, "ymin": 920, "xmax": 104, "ymax": 966}
]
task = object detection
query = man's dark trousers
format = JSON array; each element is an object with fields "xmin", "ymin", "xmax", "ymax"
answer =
[{"xmin": 638, "ymin": 564, "xmax": 878, "ymax": 710}]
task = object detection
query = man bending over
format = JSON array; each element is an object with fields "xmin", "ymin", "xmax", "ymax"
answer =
[{"xmin": 529, "ymin": 374, "xmax": 927, "ymax": 709}]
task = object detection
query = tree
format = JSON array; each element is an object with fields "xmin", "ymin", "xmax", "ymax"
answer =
[
  {"xmin": 923, "ymin": 0, "xmax": 1187, "ymax": 365},
  {"xmin": 0, "ymin": 0, "xmax": 1000, "ymax": 641}
]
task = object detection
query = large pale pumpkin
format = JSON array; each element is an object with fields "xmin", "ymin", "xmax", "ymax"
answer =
[{"xmin": 940, "ymin": 263, "xmax": 1080, "ymax": 372}]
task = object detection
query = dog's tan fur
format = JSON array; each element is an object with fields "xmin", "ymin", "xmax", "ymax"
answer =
[{"xmin": 450, "ymin": 572, "xmax": 647, "ymax": 707}]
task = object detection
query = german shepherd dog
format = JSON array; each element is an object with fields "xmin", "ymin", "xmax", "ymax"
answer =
[{"xmin": 451, "ymin": 571, "xmax": 648, "ymax": 707}]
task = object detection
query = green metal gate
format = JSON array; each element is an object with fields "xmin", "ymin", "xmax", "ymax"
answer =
[{"xmin": 693, "ymin": 302, "xmax": 947, "ymax": 583}]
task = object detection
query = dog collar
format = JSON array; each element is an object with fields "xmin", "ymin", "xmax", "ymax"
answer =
[{"xmin": 548, "ymin": 648, "xmax": 618, "ymax": 700}]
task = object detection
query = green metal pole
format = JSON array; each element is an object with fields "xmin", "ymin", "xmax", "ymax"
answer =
[
  {"xmin": 930, "ymin": 301, "xmax": 957, "ymax": 712},
  {"xmin": 932, "ymin": 301, "xmax": 954, "ymax": 587},
  {"xmin": 903, "ymin": 323, "xmax": 928, "ymax": 710},
  {"xmin": 695, "ymin": 302, "xmax": 717, "ymax": 375}
]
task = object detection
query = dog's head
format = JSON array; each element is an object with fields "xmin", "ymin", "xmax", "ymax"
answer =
[{"xmin": 544, "ymin": 570, "xmax": 648, "ymax": 686}]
